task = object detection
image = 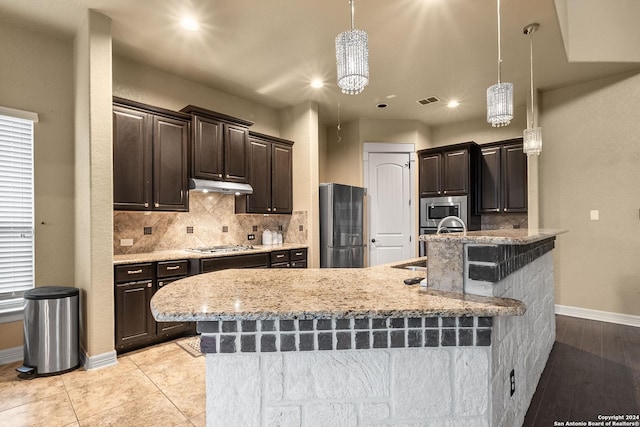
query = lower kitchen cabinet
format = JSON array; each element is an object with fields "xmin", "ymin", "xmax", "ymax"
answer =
[
  {"xmin": 114, "ymin": 260, "xmax": 194, "ymax": 353},
  {"xmin": 270, "ymin": 248, "xmax": 308, "ymax": 268}
]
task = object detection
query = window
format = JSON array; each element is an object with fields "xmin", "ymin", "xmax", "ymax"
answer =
[{"xmin": 0, "ymin": 106, "xmax": 38, "ymax": 318}]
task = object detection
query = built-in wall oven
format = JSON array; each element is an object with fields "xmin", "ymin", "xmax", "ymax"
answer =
[{"xmin": 419, "ymin": 195, "xmax": 468, "ymax": 256}]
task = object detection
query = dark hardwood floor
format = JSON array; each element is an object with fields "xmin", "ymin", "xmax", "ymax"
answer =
[{"xmin": 524, "ymin": 315, "xmax": 640, "ymax": 426}]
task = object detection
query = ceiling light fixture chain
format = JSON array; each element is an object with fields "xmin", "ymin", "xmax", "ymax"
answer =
[
  {"xmin": 523, "ymin": 23, "xmax": 542, "ymax": 156},
  {"xmin": 335, "ymin": 0, "xmax": 369, "ymax": 95},
  {"xmin": 486, "ymin": 0, "xmax": 513, "ymax": 127}
]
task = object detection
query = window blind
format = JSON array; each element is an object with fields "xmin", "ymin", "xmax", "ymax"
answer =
[{"xmin": 0, "ymin": 112, "xmax": 34, "ymax": 310}]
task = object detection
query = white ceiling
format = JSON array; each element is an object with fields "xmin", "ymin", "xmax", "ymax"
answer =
[{"xmin": 1, "ymin": 0, "xmax": 638, "ymax": 126}]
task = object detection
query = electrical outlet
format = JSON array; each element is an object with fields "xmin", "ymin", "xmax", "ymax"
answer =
[
  {"xmin": 120, "ymin": 238, "xmax": 133, "ymax": 247},
  {"xmin": 248, "ymin": 234, "xmax": 255, "ymax": 240},
  {"xmin": 510, "ymin": 369, "xmax": 515, "ymax": 396}
]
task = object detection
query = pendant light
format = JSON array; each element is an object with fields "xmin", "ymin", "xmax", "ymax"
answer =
[
  {"xmin": 523, "ymin": 23, "xmax": 542, "ymax": 156},
  {"xmin": 487, "ymin": 0, "xmax": 513, "ymax": 127},
  {"xmin": 335, "ymin": 0, "xmax": 369, "ymax": 95}
]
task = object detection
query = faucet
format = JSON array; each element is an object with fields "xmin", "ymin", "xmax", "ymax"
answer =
[{"xmin": 436, "ymin": 216, "xmax": 467, "ymax": 234}]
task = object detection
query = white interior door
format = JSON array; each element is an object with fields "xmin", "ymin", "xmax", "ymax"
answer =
[{"xmin": 367, "ymin": 152, "xmax": 412, "ymax": 266}]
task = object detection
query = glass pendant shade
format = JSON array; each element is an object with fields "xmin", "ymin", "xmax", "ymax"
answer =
[
  {"xmin": 487, "ymin": 82, "xmax": 513, "ymax": 127},
  {"xmin": 335, "ymin": 29, "xmax": 369, "ymax": 95},
  {"xmin": 523, "ymin": 127, "xmax": 542, "ymax": 155}
]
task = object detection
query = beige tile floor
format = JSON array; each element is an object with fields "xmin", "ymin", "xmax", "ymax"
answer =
[{"xmin": 0, "ymin": 339, "xmax": 206, "ymax": 427}]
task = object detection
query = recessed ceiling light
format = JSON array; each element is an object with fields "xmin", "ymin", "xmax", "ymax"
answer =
[
  {"xmin": 447, "ymin": 100, "xmax": 460, "ymax": 108},
  {"xmin": 310, "ymin": 80, "xmax": 324, "ymax": 88},
  {"xmin": 376, "ymin": 103, "xmax": 388, "ymax": 108},
  {"xmin": 180, "ymin": 17, "xmax": 199, "ymax": 31}
]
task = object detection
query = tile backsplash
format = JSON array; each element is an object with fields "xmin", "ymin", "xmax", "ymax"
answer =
[
  {"xmin": 114, "ymin": 192, "xmax": 308, "ymax": 255},
  {"xmin": 481, "ymin": 213, "xmax": 528, "ymax": 230}
]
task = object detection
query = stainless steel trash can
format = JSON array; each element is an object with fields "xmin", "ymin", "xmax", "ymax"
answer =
[{"xmin": 18, "ymin": 286, "xmax": 80, "ymax": 377}]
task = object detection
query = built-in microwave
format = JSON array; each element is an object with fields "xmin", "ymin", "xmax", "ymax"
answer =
[{"xmin": 419, "ymin": 195, "xmax": 468, "ymax": 229}]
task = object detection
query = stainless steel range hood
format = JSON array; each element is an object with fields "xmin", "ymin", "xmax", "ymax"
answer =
[{"xmin": 188, "ymin": 178, "xmax": 253, "ymax": 195}]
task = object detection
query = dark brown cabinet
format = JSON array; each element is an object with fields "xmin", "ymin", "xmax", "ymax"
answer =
[
  {"xmin": 113, "ymin": 98, "xmax": 190, "ymax": 212},
  {"xmin": 114, "ymin": 260, "xmax": 193, "ymax": 353},
  {"xmin": 181, "ymin": 105, "xmax": 253, "ymax": 184},
  {"xmin": 235, "ymin": 132, "xmax": 294, "ymax": 214},
  {"xmin": 418, "ymin": 143, "xmax": 477, "ymax": 197},
  {"xmin": 269, "ymin": 248, "xmax": 308, "ymax": 268},
  {"xmin": 477, "ymin": 139, "xmax": 527, "ymax": 214},
  {"xmin": 114, "ymin": 263, "xmax": 155, "ymax": 350}
]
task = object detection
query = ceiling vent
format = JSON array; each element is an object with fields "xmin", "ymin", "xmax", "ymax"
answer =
[{"xmin": 416, "ymin": 96, "xmax": 440, "ymax": 106}]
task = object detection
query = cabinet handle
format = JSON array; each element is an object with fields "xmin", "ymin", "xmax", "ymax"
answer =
[
  {"xmin": 504, "ymin": 208, "xmax": 508, "ymax": 212},
  {"xmin": 273, "ymin": 208, "xmax": 277, "ymax": 212},
  {"xmin": 218, "ymin": 174, "xmax": 223, "ymax": 178},
  {"xmin": 158, "ymin": 281, "xmax": 165, "ymax": 287},
  {"xmin": 144, "ymin": 203, "xmax": 149, "ymax": 208},
  {"xmin": 226, "ymin": 174, "xmax": 230, "ymax": 178},
  {"xmin": 147, "ymin": 283, "xmax": 152, "ymax": 288},
  {"xmin": 276, "ymin": 254, "xmax": 285, "ymax": 258},
  {"xmin": 127, "ymin": 269, "xmax": 143, "ymax": 275},
  {"xmin": 443, "ymin": 190, "xmax": 447, "ymax": 194},
  {"xmin": 295, "ymin": 252, "xmax": 303, "ymax": 256},
  {"xmin": 155, "ymin": 202, "xmax": 159, "ymax": 208},
  {"xmin": 267, "ymin": 208, "xmax": 271, "ymax": 212},
  {"xmin": 166, "ymin": 265, "xmax": 180, "ymax": 270}
]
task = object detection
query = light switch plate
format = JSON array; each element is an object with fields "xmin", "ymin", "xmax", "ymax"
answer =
[
  {"xmin": 590, "ymin": 210, "xmax": 599, "ymax": 221},
  {"xmin": 120, "ymin": 238, "xmax": 133, "ymax": 246}
]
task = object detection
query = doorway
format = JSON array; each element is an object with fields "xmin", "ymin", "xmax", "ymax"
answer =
[{"xmin": 363, "ymin": 143, "xmax": 416, "ymax": 266}]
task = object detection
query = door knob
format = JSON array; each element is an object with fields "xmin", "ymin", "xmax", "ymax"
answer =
[{"xmin": 371, "ymin": 238, "xmax": 376, "ymax": 243}]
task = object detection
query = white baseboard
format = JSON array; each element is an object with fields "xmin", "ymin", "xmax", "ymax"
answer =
[
  {"xmin": 555, "ymin": 304, "xmax": 640, "ymax": 327},
  {"xmin": 82, "ymin": 349, "xmax": 118, "ymax": 371},
  {"xmin": 0, "ymin": 346, "xmax": 22, "ymax": 365}
]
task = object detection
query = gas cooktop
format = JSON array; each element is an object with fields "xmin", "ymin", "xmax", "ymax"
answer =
[{"xmin": 187, "ymin": 245, "xmax": 256, "ymax": 254}]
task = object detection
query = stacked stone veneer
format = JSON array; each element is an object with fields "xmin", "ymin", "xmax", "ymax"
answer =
[{"xmin": 489, "ymin": 252, "xmax": 556, "ymax": 427}]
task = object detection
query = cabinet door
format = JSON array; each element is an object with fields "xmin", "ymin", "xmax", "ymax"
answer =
[
  {"xmin": 246, "ymin": 138, "xmax": 271, "ymax": 213},
  {"xmin": 113, "ymin": 106, "xmax": 152, "ymax": 210},
  {"xmin": 153, "ymin": 116, "xmax": 189, "ymax": 211},
  {"xmin": 502, "ymin": 143, "xmax": 527, "ymax": 213},
  {"xmin": 192, "ymin": 116, "xmax": 224, "ymax": 180},
  {"xmin": 442, "ymin": 149, "xmax": 469, "ymax": 195},
  {"xmin": 477, "ymin": 147, "xmax": 502, "ymax": 214},
  {"xmin": 115, "ymin": 280, "xmax": 155, "ymax": 348},
  {"xmin": 271, "ymin": 143, "xmax": 293, "ymax": 214},
  {"xmin": 224, "ymin": 124, "xmax": 249, "ymax": 183},
  {"xmin": 419, "ymin": 153, "xmax": 441, "ymax": 197}
]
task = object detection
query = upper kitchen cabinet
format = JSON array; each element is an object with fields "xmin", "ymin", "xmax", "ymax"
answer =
[
  {"xmin": 418, "ymin": 142, "xmax": 479, "ymax": 198},
  {"xmin": 113, "ymin": 98, "xmax": 190, "ymax": 211},
  {"xmin": 180, "ymin": 105, "xmax": 254, "ymax": 184},
  {"xmin": 235, "ymin": 131, "xmax": 294, "ymax": 214},
  {"xmin": 477, "ymin": 138, "xmax": 527, "ymax": 214}
]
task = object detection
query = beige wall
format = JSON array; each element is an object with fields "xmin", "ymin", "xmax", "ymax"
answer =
[
  {"xmin": 431, "ymin": 105, "xmax": 527, "ymax": 147},
  {"xmin": 73, "ymin": 11, "xmax": 115, "ymax": 358},
  {"xmin": 0, "ymin": 22, "xmax": 75, "ymax": 350},
  {"xmin": 113, "ymin": 57, "xmax": 280, "ymax": 136},
  {"xmin": 280, "ymin": 102, "xmax": 320, "ymax": 267},
  {"xmin": 540, "ymin": 70, "xmax": 640, "ymax": 317}
]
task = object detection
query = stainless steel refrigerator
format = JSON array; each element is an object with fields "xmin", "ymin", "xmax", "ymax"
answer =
[{"xmin": 319, "ymin": 183, "xmax": 366, "ymax": 268}]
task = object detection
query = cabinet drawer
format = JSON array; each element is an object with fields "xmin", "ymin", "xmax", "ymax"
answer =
[
  {"xmin": 157, "ymin": 260, "xmax": 189, "ymax": 278},
  {"xmin": 290, "ymin": 248, "xmax": 307, "ymax": 261},
  {"xmin": 115, "ymin": 263, "xmax": 154, "ymax": 283},
  {"xmin": 201, "ymin": 253, "xmax": 269, "ymax": 273},
  {"xmin": 270, "ymin": 250, "xmax": 290, "ymax": 264},
  {"xmin": 290, "ymin": 260, "xmax": 307, "ymax": 269}
]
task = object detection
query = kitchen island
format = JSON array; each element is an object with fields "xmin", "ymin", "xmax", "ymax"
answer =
[{"xmin": 152, "ymin": 229, "xmax": 564, "ymax": 427}]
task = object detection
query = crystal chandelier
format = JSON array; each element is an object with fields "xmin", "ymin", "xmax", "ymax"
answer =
[
  {"xmin": 523, "ymin": 23, "xmax": 542, "ymax": 156},
  {"xmin": 487, "ymin": 0, "xmax": 513, "ymax": 127},
  {"xmin": 335, "ymin": 0, "xmax": 369, "ymax": 95}
]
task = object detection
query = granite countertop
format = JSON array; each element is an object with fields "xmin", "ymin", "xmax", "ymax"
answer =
[
  {"xmin": 113, "ymin": 243, "xmax": 309, "ymax": 265},
  {"xmin": 418, "ymin": 228, "xmax": 567, "ymax": 245},
  {"xmin": 150, "ymin": 257, "xmax": 526, "ymax": 322}
]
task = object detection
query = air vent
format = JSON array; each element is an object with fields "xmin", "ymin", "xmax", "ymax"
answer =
[{"xmin": 416, "ymin": 96, "xmax": 440, "ymax": 106}]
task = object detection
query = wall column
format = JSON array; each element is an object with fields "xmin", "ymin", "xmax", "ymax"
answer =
[{"xmin": 73, "ymin": 10, "xmax": 115, "ymax": 366}]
